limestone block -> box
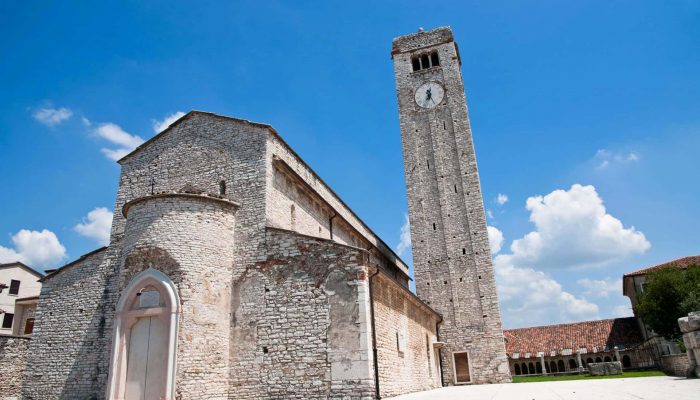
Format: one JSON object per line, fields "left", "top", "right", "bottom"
{"left": 688, "top": 311, "right": 700, "bottom": 331}
{"left": 588, "top": 362, "right": 623, "bottom": 376}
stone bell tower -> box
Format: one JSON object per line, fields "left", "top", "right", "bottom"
{"left": 391, "top": 27, "right": 511, "bottom": 385}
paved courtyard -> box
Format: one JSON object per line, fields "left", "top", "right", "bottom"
{"left": 388, "top": 376, "right": 699, "bottom": 400}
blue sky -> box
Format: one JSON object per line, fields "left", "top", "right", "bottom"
{"left": 1, "top": 1, "right": 698, "bottom": 328}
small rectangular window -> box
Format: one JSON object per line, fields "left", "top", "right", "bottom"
{"left": 431, "top": 52, "right": 440, "bottom": 67}
{"left": 24, "top": 318, "right": 35, "bottom": 335}
{"left": 2, "top": 313, "right": 14, "bottom": 329}
{"left": 9, "top": 279, "right": 20, "bottom": 295}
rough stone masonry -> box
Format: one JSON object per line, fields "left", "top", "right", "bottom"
{"left": 1, "top": 26, "right": 510, "bottom": 400}
{"left": 392, "top": 26, "right": 512, "bottom": 385}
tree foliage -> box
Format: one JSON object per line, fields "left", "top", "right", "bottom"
{"left": 635, "top": 264, "right": 700, "bottom": 339}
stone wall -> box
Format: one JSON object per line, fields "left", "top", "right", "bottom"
{"left": 679, "top": 311, "right": 700, "bottom": 377}
{"left": 372, "top": 273, "right": 441, "bottom": 398}
{"left": 23, "top": 112, "right": 270, "bottom": 399}
{"left": 0, "top": 336, "right": 30, "bottom": 400}
{"left": 114, "top": 112, "right": 269, "bottom": 399}
{"left": 229, "top": 227, "right": 374, "bottom": 399}
{"left": 392, "top": 26, "right": 511, "bottom": 385}
{"left": 22, "top": 247, "right": 115, "bottom": 399}
{"left": 659, "top": 354, "right": 690, "bottom": 377}
{"left": 266, "top": 132, "right": 411, "bottom": 287}
{"left": 120, "top": 193, "right": 238, "bottom": 399}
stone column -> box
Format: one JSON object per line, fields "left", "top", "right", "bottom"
{"left": 539, "top": 353, "right": 547, "bottom": 375}
{"left": 576, "top": 351, "right": 583, "bottom": 372}
{"left": 679, "top": 311, "right": 700, "bottom": 378}
{"left": 614, "top": 347, "right": 621, "bottom": 364}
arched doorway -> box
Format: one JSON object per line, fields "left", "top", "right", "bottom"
{"left": 549, "top": 361, "right": 557, "bottom": 373}
{"left": 595, "top": 357, "right": 603, "bottom": 363}
{"left": 521, "top": 363, "right": 528, "bottom": 374}
{"left": 622, "top": 355, "right": 631, "bottom": 368}
{"left": 106, "top": 269, "right": 180, "bottom": 400}
{"left": 604, "top": 356, "right": 611, "bottom": 362}
{"left": 514, "top": 363, "right": 521, "bottom": 375}
{"left": 557, "top": 360, "right": 565, "bottom": 372}
{"left": 568, "top": 359, "right": 577, "bottom": 370}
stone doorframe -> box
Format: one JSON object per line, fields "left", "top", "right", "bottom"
{"left": 452, "top": 350, "right": 474, "bottom": 385}
{"left": 105, "top": 268, "right": 180, "bottom": 400}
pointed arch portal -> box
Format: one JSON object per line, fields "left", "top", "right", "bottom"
{"left": 106, "top": 269, "right": 180, "bottom": 400}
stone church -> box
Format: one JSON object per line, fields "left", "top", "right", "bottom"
{"left": 15, "top": 26, "right": 510, "bottom": 399}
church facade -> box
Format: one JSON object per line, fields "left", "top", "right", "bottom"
{"left": 13, "top": 26, "right": 509, "bottom": 399}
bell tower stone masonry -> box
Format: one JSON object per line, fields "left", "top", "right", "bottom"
{"left": 392, "top": 26, "right": 511, "bottom": 385}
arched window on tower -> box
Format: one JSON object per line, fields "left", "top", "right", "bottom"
{"left": 431, "top": 51, "right": 440, "bottom": 67}
{"left": 411, "top": 51, "right": 441, "bottom": 72}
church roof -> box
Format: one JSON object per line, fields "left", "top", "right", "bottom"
{"left": 113, "top": 110, "right": 411, "bottom": 279}
{"left": 623, "top": 255, "right": 700, "bottom": 277}
{"left": 503, "top": 317, "right": 643, "bottom": 357}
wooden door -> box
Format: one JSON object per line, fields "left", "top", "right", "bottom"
{"left": 124, "top": 317, "right": 168, "bottom": 400}
{"left": 454, "top": 352, "right": 471, "bottom": 383}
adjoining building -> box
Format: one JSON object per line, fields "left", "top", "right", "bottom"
{"left": 623, "top": 255, "right": 700, "bottom": 354}
{"left": 0, "top": 262, "right": 43, "bottom": 336}
{"left": 504, "top": 255, "right": 699, "bottom": 376}
{"left": 504, "top": 318, "right": 644, "bottom": 376}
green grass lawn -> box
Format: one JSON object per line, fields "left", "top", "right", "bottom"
{"left": 512, "top": 370, "right": 667, "bottom": 383}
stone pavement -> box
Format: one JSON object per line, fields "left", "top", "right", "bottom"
{"left": 387, "top": 376, "right": 699, "bottom": 400}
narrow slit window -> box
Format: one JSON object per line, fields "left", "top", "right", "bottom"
{"left": 427, "top": 160, "right": 430, "bottom": 169}
{"left": 219, "top": 180, "right": 226, "bottom": 195}
{"left": 433, "top": 223, "right": 436, "bottom": 230}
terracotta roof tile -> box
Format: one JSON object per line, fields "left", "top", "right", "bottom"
{"left": 624, "top": 255, "right": 700, "bottom": 277}
{"left": 503, "top": 318, "right": 643, "bottom": 357}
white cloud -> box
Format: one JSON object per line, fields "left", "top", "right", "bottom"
{"left": 74, "top": 207, "right": 113, "bottom": 245}
{"left": 32, "top": 106, "right": 73, "bottom": 127}
{"left": 494, "top": 184, "right": 650, "bottom": 327}
{"left": 612, "top": 304, "right": 634, "bottom": 318}
{"left": 508, "top": 184, "right": 649, "bottom": 270}
{"left": 152, "top": 111, "right": 185, "bottom": 133}
{"left": 496, "top": 193, "right": 509, "bottom": 205}
{"left": 487, "top": 226, "right": 503, "bottom": 255}
{"left": 578, "top": 277, "right": 621, "bottom": 298}
{"left": 397, "top": 214, "right": 411, "bottom": 257}
{"left": 495, "top": 256, "right": 599, "bottom": 327}
{"left": 487, "top": 209, "right": 494, "bottom": 220}
{"left": 0, "top": 229, "right": 67, "bottom": 269}
{"left": 93, "top": 122, "right": 145, "bottom": 161}
{"left": 594, "top": 149, "right": 640, "bottom": 170}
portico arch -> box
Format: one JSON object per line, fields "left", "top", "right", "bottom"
{"left": 106, "top": 268, "right": 180, "bottom": 400}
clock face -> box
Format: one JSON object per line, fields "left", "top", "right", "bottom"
{"left": 415, "top": 81, "right": 444, "bottom": 109}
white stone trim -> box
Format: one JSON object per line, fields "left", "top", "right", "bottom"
{"left": 106, "top": 268, "right": 180, "bottom": 400}
{"left": 451, "top": 350, "right": 474, "bottom": 384}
